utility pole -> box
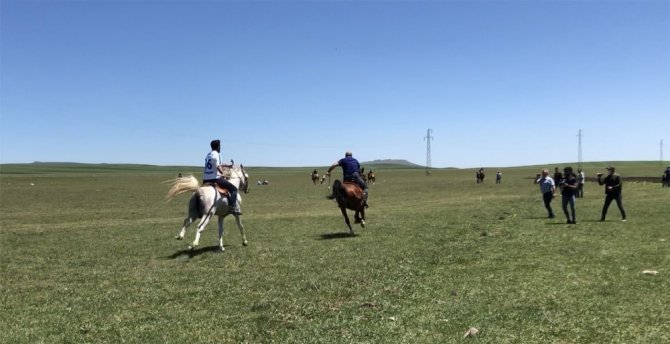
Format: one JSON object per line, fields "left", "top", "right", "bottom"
{"left": 577, "top": 129, "right": 583, "bottom": 169}
{"left": 424, "top": 129, "right": 433, "bottom": 176}
{"left": 661, "top": 139, "right": 664, "bottom": 166}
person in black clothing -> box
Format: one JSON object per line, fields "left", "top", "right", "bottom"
{"left": 560, "top": 166, "right": 578, "bottom": 224}
{"left": 597, "top": 166, "right": 626, "bottom": 222}
{"left": 553, "top": 167, "right": 563, "bottom": 189}
{"left": 663, "top": 166, "right": 670, "bottom": 188}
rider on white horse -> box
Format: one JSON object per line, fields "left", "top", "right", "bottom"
{"left": 203, "top": 139, "right": 240, "bottom": 214}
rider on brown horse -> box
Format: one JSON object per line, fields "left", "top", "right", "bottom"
{"left": 327, "top": 151, "right": 369, "bottom": 208}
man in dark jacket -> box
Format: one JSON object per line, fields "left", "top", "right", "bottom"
{"left": 597, "top": 166, "right": 626, "bottom": 222}
{"left": 560, "top": 166, "right": 578, "bottom": 224}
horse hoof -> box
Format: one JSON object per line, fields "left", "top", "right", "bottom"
{"left": 175, "top": 236, "right": 183, "bottom": 240}
{"left": 189, "top": 244, "right": 198, "bottom": 250}
{"left": 361, "top": 221, "right": 366, "bottom": 228}
{"left": 243, "top": 241, "right": 249, "bottom": 246}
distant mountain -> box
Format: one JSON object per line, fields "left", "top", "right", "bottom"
{"left": 360, "top": 159, "right": 423, "bottom": 167}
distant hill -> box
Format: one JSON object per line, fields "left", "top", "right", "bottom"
{"left": 360, "top": 159, "right": 423, "bottom": 168}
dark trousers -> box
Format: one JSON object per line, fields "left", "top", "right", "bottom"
{"left": 576, "top": 183, "right": 584, "bottom": 197}
{"left": 205, "top": 178, "right": 238, "bottom": 207}
{"left": 601, "top": 193, "right": 625, "bottom": 220}
{"left": 562, "top": 195, "right": 576, "bottom": 222}
{"left": 542, "top": 192, "right": 554, "bottom": 217}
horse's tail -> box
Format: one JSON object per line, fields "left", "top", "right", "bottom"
{"left": 165, "top": 175, "right": 200, "bottom": 201}
{"left": 327, "top": 179, "right": 346, "bottom": 202}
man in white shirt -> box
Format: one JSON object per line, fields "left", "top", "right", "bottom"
{"left": 203, "top": 139, "right": 238, "bottom": 214}
{"left": 576, "top": 168, "right": 585, "bottom": 198}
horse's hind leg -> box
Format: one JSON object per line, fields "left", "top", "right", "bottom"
{"left": 178, "top": 195, "right": 200, "bottom": 240}
{"left": 176, "top": 217, "right": 194, "bottom": 240}
{"left": 190, "top": 213, "right": 212, "bottom": 249}
{"left": 232, "top": 214, "right": 248, "bottom": 246}
{"left": 340, "top": 207, "right": 353, "bottom": 234}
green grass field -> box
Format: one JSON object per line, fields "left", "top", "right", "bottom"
{"left": 1, "top": 162, "right": 668, "bottom": 343}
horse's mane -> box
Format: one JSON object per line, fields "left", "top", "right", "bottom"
{"left": 217, "top": 165, "right": 233, "bottom": 179}
{"left": 218, "top": 165, "right": 247, "bottom": 180}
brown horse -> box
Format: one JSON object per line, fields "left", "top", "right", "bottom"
{"left": 328, "top": 179, "right": 366, "bottom": 234}
{"left": 367, "top": 171, "right": 376, "bottom": 184}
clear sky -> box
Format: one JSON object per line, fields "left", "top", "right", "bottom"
{"left": 1, "top": 1, "right": 668, "bottom": 168}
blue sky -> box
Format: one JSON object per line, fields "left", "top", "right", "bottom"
{"left": 1, "top": 1, "right": 668, "bottom": 168}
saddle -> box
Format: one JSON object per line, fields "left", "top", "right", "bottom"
{"left": 342, "top": 181, "right": 363, "bottom": 199}
{"left": 202, "top": 181, "right": 230, "bottom": 198}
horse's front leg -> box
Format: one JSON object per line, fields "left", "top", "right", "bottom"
{"left": 217, "top": 216, "right": 225, "bottom": 252}
{"left": 232, "top": 214, "right": 248, "bottom": 246}
{"left": 354, "top": 210, "right": 365, "bottom": 228}
{"left": 176, "top": 217, "right": 193, "bottom": 240}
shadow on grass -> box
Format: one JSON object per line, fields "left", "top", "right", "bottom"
{"left": 319, "top": 232, "right": 358, "bottom": 240}
{"left": 166, "top": 245, "right": 224, "bottom": 260}
{"left": 546, "top": 222, "right": 571, "bottom": 226}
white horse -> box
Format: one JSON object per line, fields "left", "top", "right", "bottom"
{"left": 166, "top": 165, "right": 249, "bottom": 251}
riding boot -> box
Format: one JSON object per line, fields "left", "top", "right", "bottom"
{"left": 228, "top": 199, "right": 241, "bottom": 215}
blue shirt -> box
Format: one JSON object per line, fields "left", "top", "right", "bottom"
{"left": 338, "top": 156, "right": 360, "bottom": 178}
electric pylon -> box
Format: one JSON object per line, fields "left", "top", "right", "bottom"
{"left": 424, "top": 129, "right": 433, "bottom": 176}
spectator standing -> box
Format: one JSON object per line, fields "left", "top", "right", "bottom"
{"left": 553, "top": 167, "right": 563, "bottom": 188}
{"left": 496, "top": 170, "right": 502, "bottom": 184}
{"left": 560, "top": 166, "right": 578, "bottom": 224}
{"left": 597, "top": 166, "right": 626, "bottom": 222}
{"left": 576, "top": 168, "right": 585, "bottom": 198}
{"left": 535, "top": 169, "right": 556, "bottom": 219}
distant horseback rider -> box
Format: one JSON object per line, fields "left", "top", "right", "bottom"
{"left": 202, "top": 139, "right": 239, "bottom": 214}
{"left": 327, "top": 151, "right": 369, "bottom": 208}
{"left": 311, "top": 169, "right": 319, "bottom": 184}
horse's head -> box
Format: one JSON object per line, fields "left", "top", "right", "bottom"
{"left": 237, "top": 165, "right": 250, "bottom": 194}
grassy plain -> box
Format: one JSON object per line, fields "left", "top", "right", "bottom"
{"left": 1, "top": 162, "right": 668, "bottom": 343}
